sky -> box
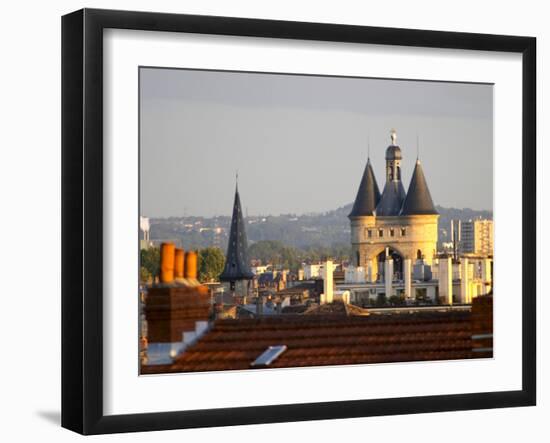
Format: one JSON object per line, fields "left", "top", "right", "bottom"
{"left": 140, "top": 68, "right": 493, "bottom": 218}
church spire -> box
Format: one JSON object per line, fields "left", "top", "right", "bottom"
{"left": 219, "top": 182, "right": 254, "bottom": 285}
{"left": 349, "top": 155, "right": 381, "bottom": 218}
{"left": 400, "top": 160, "right": 438, "bottom": 215}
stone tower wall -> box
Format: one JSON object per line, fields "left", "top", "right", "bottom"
{"left": 351, "top": 214, "right": 439, "bottom": 278}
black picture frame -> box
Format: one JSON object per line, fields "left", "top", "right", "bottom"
{"left": 62, "top": 8, "right": 536, "bottom": 435}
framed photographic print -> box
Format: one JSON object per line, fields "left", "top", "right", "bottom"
{"left": 61, "top": 8, "right": 536, "bottom": 435}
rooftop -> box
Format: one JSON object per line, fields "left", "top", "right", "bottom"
{"left": 400, "top": 160, "right": 438, "bottom": 216}
{"left": 385, "top": 144, "right": 403, "bottom": 160}
{"left": 349, "top": 158, "right": 381, "bottom": 217}
{"left": 376, "top": 180, "right": 407, "bottom": 216}
{"left": 219, "top": 186, "right": 254, "bottom": 282}
{"left": 142, "top": 310, "right": 486, "bottom": 374}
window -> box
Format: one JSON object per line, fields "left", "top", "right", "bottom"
{"left": 390, "top": 228, "right": 395, "bottom": 237}
{"left": 367, "top": 229, "right": 372, "bottom": 238}
{"left": 401, "top": 227, "right": 406, "bottom": 236}
{"left": 379, "top": 229, "right": 384, "bottom": 237}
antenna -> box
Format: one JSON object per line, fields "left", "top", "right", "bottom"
{"left": 235, "top": 170, "right": 239, "bottom": 190}
{"left": 367, "top": 135, "right": 371, "bottom": 159}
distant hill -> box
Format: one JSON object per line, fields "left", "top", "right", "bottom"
{"left": 148, "top": 204, "right": 492, "bottom": 252}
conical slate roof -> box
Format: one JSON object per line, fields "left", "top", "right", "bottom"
{"left": 400, "top": 160, "right": 438, "bottom": 215}
{"left": 375, "top": 180, "right": 406, "bottom": 216}
{"left": 219, "top": 187, "right": 254, "bottom": 282}
{"left": 349, "top": 159, "right": 381, "bottom": 217}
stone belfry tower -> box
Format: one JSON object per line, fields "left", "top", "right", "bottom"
{"left": 376, "top": 129, "right": 407, "bottom": 216}
{"left": 349, "top": 129, "right": 439, "bottom": 283}
{"left": 387, "top": 129, "right": 402, "bottom": 181}
{"left": 219, "top": 177, "right": 254, "bottom": 292}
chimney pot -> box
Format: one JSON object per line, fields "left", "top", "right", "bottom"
{"left": 185, "top": 251, "right": 198, "bottom": 279}
{"left": 160, "top": 242, "right": 176, "bottom": 283}
{"left": 174, "top": 248, "right": 185, "bottom": 280}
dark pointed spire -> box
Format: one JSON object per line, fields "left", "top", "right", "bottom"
{"left": 219, "top": 186, "right": 254, "bottom": 283}
{"left": 400, "top": 160, "right": 438, "bottom": 215}
{"left": 349, "top": 158, "right": 381, "bottom": 217}
{"left": 375, "top": 181, "right": 406, "bottom": 216}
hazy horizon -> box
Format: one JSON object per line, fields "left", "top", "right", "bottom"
{"left": 146, "top": 201, "right": 493, "bottom": 220}
{"left": 140, "top": 68, "right": 493, "bottom": 218}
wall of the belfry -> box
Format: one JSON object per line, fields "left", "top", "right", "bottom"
{"left": 351, "top": 214, "right": 439, "bottom": 277}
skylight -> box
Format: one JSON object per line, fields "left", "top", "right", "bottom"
{"left": 251, "top": 345, "right": 287, "bottom": 367}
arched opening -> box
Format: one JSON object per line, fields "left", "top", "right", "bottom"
{"left": 377, "top": 247, "right": 404, "bottom": 281}
{"left": 356, "top": 251, "right": 361, "bottom": 267}
{"left": 417, "top": 249, "right": 423, "bottom": 260}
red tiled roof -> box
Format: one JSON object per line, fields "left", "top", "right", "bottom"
{"left": 303, "top": 301, "right": 370, "bottom": 316}
{"left": 142, "top": 309, "right": 490, "bottom": 374}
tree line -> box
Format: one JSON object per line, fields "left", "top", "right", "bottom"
{"left": 140, "top": 240, "right": 351, "bottom": 283}
{"left": 247, "top": 240, "right": 351, "bottom": 271}
{"left": 140, "top": 247, "right": 225, "bottom": 284}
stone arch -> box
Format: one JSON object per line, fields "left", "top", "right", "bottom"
{"left": 360, "top": 244, "right": 406, "bottom": 282}
{"left": 366, "top": 244, "right": 407, "bottom": 262}
{"left": 376, "top": 247, "right": 404, "bottom": 281}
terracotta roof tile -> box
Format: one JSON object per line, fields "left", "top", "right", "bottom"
{"left": 142, "top": 310, "right": 492, "bottom": 374}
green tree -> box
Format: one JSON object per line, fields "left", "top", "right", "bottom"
{"left": 376, "top": 293, "right": 388, "bottom": 306}
{"left": 140, "top": 247, "right": 160, "bottom": 280}
{"left": 389, "top": 294, "right": 405, "bottom": 306}
{"left": 140, "top": 266, "right": 152, "bottom": 283}
{"left": 247, "top": 240, "right": 305, "bottom": 271}
{"left": 198, "top": 247, "right": 225, "bottom": 283}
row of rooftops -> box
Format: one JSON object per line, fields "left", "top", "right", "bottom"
{"left": 349, "top": 136, "right": 438, "bottom": 218}
{"left": 141, "top": 302, "right": 493, "bottom": 374}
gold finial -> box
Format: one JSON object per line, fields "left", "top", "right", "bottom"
{"left": 390, "top": 129, "right": 397, "bottom": 145}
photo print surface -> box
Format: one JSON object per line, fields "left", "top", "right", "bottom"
{"left": 138, "top": 67, "right": 494, "bottom": 374}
